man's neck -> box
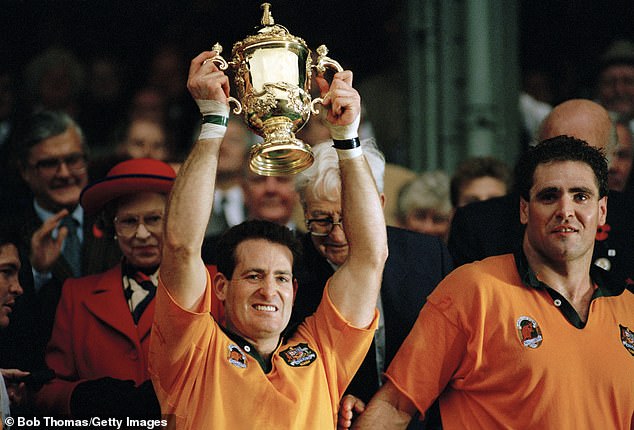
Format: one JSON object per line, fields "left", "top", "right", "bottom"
{"left": 225, "top": 322, "right": 280, "bottom": 363}
{"left": 523, "top": 242, "right": 595, "bottom": 321}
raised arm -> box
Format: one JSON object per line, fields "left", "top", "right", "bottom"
{"left": 318, "top": 71, "right": 388, "bottom": 328}
{"left": 160, "top": 51, "right": 230, "bottom": 310}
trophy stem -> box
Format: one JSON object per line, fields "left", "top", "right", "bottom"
{"left": 249, "top": 117, "right": 314, "bottom": 176}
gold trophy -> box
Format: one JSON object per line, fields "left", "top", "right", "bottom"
{"left": 210, "top": 2, "right": 343, "bottom": 176}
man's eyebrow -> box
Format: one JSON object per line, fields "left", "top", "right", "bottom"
{"left": 0, "top": 263, "right": 20, "bottom": 271}
{"left": 534, "top": 186, "right": 559, "bottom": 196}
{"left": 273, "top": 270, "right": 292, "bottom": 276}
{"left": 568, "top": 186, "right": 595, "bottom": 195}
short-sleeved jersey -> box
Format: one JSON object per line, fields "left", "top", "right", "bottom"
{"left": 386, "top": 253, "right": 634, "bottom": 429}
{"left": 149, "top": 270, "right": 378, "bottom": 430}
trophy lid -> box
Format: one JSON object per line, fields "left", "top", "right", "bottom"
{"left": 231, "top": 3, "right": 309, "bottom": 56}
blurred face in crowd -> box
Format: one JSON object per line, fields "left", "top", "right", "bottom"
{"left": 521, "top": 161, "right": 607, "bottom": 265}
{"left": 218, "top": 120, "right": 250, "bottom": 181}
{"left": 608, "top": 123, "right": 633, "bottom": 192}
{"left": 114, "top": 192, "right": 166, "bottom": 269}
{"left": 597, "top": 65, "right": 634, "bottom": 117}
{"left": 121, "top": 119, "right": 168, "bottom": 161}
{"left": 457, "top": 176, "right": 507, "bottom": 207}
{"left": 0, "top": 243, "right": 23, "bottom": 329}
{"left": 402, "top": 208, "right": 451, "bottom": 241}
{"left": 242, "top": 173, "right": 298, "bottom": 226}
{"left": 303, "top": 190, "right": 349, "bottom": 267}
{"left": 214, "top": 239, "right": 297, "bottom": 347}
{"left": 21, "top": 126, "right": 88, "bottom": 213}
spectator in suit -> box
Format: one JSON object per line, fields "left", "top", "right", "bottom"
{"left": 448, "top": 99, "right": 634, "bottom": 290}
{"left": 0, "top": 110, "right": 120, "bottom": 372}
{"left": 292, "top": 139, "right": 453, "bottom": 428}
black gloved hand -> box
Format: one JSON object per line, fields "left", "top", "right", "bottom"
{"left": 70, "top": 377, "right": 136, "bottom": 418}
{"left": 70, "top": 377, "right": 161, "bottom": 419}
{"left": 131, "top": 379, "right": 161, "bottom": 419}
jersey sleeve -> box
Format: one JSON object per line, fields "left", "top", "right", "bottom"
{"left": 297, "top": 279, "right": 379, "bottom": 398}
{"left": 384, "top": 277, "right": 469, "bottom": 418}
{"left": 149, "top": 269, "right": 216, "bottom": 399}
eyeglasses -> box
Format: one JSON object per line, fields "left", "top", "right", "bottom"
{"left": 305, "top": 217, "right": 343, "bottom": 237}
{"left": 114, "top": 213, "right": 164, "bottom": 237}
{"left": 29, "top": 153, "right": 86, "bottom": 176}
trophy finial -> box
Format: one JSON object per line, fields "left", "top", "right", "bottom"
{"left": 261, "top": 3, "right": 274, "bottom": 26}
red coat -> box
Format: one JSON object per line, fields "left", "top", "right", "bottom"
{"left": 34, "top": 264, "right": 153, "bottom": 415}
{"left": 34, "top": 263, "right": 223, "bottom": 415}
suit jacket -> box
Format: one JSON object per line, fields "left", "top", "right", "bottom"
{"left": 34, "top": 264, "right": 153, "bottom": 415}
{"left": 290, "top": 226, "right": 454, "bottom": 405}
{"left": 0, "top": 197, "right": 121, "bottom": 370}
{"left": 449, "top": 191, "right": 634, "bottom": 287}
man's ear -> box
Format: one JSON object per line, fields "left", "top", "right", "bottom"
{"left": 292, "top": 278, "right": 298, "bottom": 304}
{"left": 213, "top": 272, "right": 229, "bottom": 302}
{"left": 520, "top": 197, "right": 529, "bottom": 225}
{"left": 598, "top": 195, "right": 608, "bottom": 226}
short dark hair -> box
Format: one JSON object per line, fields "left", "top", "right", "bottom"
{"left": 13, "top": 110, "right": 85, "bottom": 165}
{"left": 215, "top": 220, "right": 302, "bottom": 279}
{"left": 515, "top": 135, "right": 608, "bottom": 201}
{"left": 450, "top": 156, "right": 511, "bottom": 207}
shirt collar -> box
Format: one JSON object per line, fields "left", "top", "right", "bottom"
{"left": 33, "top": 200, "right": 83, "bottom": 228}
{"left": 514, "top": 249, "right": 624, "bottom": 297}
{"left": 218, "top": 324, "right": 282, "bottom": 373}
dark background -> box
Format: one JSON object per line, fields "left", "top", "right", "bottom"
{"left": 3, "top": 0, "right": 634, "bottom": 99}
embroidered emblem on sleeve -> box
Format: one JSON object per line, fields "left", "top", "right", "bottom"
{"left": 279, "top": 343, "right": 317, "bottom": 367}
{"left": 228, "top": 344, "right": 247, "bottom": 368}
{"left": 516, "top": 316, "right": 543, "bottom": 349}
{"left": 619, "top": 325, "right": 634, "bottom": 356}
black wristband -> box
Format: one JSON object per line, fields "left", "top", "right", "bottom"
{"left": 202, "top": 115, "right": 229, "bottom": 126}
{"left": 332, "top": 137, "right": 360, "bottom": 150}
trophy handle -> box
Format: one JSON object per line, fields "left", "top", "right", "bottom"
{"left": 311, "top": 45, "right": 344, "bottom": 114}
{"left": 206, "top": 43, "right": 243, "bottom": 115}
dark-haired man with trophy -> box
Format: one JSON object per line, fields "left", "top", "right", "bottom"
{"left": 148, "top": 46, "right": 387, "bottom": 429}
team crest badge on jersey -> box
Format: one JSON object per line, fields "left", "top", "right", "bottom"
{"left": 228, "top": 344, "right": 247, "bottom": 368}
{"left": 620, "top": 325, "right": 634, "bottom": 356}
{"left": 279, "top": 343, "right": 317, "bottom": 367}
{"left": 516, "top": 316, "right": 543, "bottom": 349}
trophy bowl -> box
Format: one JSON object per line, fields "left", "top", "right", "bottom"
{"left": 211, "top": 3, "right": 342, "bottom": 176}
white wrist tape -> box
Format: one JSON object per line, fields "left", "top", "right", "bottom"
{"left": 195, "top": 99, "right": 229, "bottom": 117}
{"left": 199, "top": 122, "right": 227, "bottom": 140}
{"left": 326, "top": 114, "right": 361, "bottom": 140}
{"left": 336, "top": 147, "right": 363, "bottom": 160}
{"left": 196, "top": 99, "right": 230, "bottom": 140}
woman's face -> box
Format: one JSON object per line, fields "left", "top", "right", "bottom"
{"left": 113, "top": 192, "right": 166, "bottom": 269}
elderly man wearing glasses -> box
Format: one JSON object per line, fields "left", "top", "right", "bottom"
{"left": 291, "top": 139, "right": 454, "bottom": 429}
{"left": 0, "top": 111, "right": 121, "bottom": 374}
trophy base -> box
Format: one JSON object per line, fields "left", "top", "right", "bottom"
{"left": 249, "top": 139, "right": 314, "bottom": 176}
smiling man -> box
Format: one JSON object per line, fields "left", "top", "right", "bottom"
{"left": 1, "top": 111, "right": 119, "bottom": 373}
{"left": 149, "top": 51, "right": 387, "bottom": 429}
{"left": 352, "top": 136, "right": 634, "bottom": 429}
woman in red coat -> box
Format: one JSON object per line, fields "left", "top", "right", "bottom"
{"left": 34, "top": 158, "right": 174, "bottom": 418}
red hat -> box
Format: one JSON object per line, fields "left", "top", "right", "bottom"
{"left": 80, "top": 158, "right": 176, "bottom": 216}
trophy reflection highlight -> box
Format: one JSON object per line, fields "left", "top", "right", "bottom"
{"left": 211, "top": 2, "right": 343, "bottom": 176}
